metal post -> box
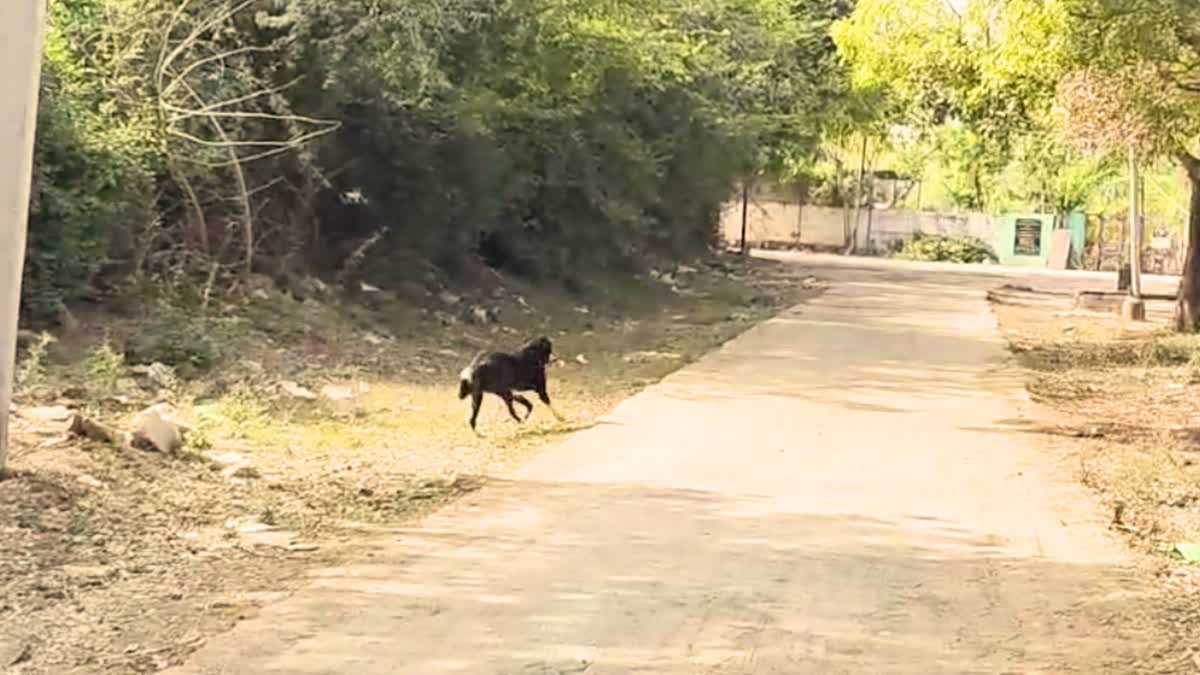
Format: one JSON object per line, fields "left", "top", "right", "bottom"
{"left": 0, "top": 0, "right": 48, "bottom": 475}
{"left": 1123, "top": 145, "right": 1146, "bottom": 321}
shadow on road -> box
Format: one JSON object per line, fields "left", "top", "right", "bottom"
{"left": 167, "top": 478, "right": 1162, "bottom": 675}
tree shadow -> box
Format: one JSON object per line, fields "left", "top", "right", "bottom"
{"left": 165, "top": 479, "right": 1164, "bottom": 675}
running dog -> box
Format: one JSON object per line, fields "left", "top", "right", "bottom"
{"left": 458, "top": 336, "right": 564, "bottom": 431}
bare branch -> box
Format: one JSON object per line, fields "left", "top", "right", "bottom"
{"left": 167, "top": 128, "right": 314, "bottom": 148}
{"left": 172, "top": 126, "right": 342, "bottom": 168}
{"left": 166, "top": 107, "right": 337, "bottom": 129}
{"left": 155, "top": 0, "right": 193, "bottom": 92}
{"left": 157, "top": 0, "right": 258, "bottom": 88}
{"left": 163, "top": 76, "right": 305, "bottom": 116}
{"left": 161, "top": 44, "right": 279, "bottom": 97}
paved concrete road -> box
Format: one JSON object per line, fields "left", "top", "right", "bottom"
{"left": 167, "top": 256, "right": 1163, "bottom": 675}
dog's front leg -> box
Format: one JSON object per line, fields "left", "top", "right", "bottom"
{"left": 537, "top": 388, "right": 565, "bottom": 421}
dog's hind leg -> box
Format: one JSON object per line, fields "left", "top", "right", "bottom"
{"left": 500, "top": 393, "right": 524, "bottom": 423}
{"left": 469, "top": 389, "right": 484, "bottom": 433}
{"left": 513, "top": 394, "right": 534, "bottom": 421}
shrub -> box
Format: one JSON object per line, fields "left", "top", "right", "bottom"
{"left": 898, "top": 233, "right": 998, "bottom": 264}
{"left": 123, "top": 306, "right": 221, "bottom": 374}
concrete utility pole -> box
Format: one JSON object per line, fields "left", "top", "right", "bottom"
{"left": 1122, "top": 145, "right": 1146, "bottom": 321}
{"left": 0, "top": 0, "right": 49, "bottom": 475}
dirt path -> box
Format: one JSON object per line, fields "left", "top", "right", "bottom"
{"left": 165, "top": 258, "right": 1165, "bottom": 674}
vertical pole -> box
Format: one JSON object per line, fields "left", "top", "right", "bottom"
{"left": 849, "top": 135, "right": 868, "bottom": 253}
{"left": 1124, "top": 145, "right": 1146, "bottom": 321}
{"left": 1130, "top": 147, "right": 1143, "bottom": 298}
{"left": 0, "top": 0, "right": 48, "bottom": 475}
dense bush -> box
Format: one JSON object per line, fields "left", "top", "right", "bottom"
{"left": 23, "top": 0, "right": 855, "bottom": 317}
{"left": 25, "top": 0, "right": 162, "bottom": 317}
{"left": 897, "top": 233, "right": 998, "bottom": 264}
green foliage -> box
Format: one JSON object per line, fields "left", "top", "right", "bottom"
{"left": 25, "top": 0, "right": 163, "bottom": 318}
{"left": 123, "top": 306, "right": 222, "bottom": 373}
{"left": 897, "top": 233, "right": 997, "bottom": 264}
{"left": 25, "top": 0, "right": 858, "bottom": 315}
{"left": 14, "top": 332, "right": 56, "bottom": 393}
{"left": 831, "top": 0, "right": 1110, "bottom": 214}
{"left": 83, "top": 340, "right": 128, "bottom": 396}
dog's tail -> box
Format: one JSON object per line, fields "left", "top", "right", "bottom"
{"left": 458, "top": 365, "right": 474, "bottom": 400}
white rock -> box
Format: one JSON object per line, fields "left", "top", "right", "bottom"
{"left": 22, "top": 405, "right": 73, "bottom": 423}
{"left": 279, "top": 380, "right": 317, "bottom": 400}
{"left": 623, "top": 350, "right": 682, "bottom": 363}
{"left": 131, "top": 362, "right": 178, "bottom": 390}
{"left": 130, "top": 407, "right": 184, "bottom": 454}
{"left": 206, "top": 451, "right": 247, "bottom": 467}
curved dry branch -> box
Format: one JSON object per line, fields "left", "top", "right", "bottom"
{"left": 161, "top": 44, "right": 279, "bottom": 97}
{"left": 163, "top": 76, "right": 306, "bottom": 116}
{"left": 157, "top": 0, "right": 258, "bottom": 90}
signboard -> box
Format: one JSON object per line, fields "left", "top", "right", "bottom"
{"left": 1048, "top": 228, "right": 1072, "bottom": 270}
{"left": 1151, "top": 234, "right": 1172, "bottom": 251}
{"left": 1014, "top": 218, "right": 1042, "bottom": 256}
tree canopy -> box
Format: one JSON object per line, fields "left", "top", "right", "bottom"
{"left": 25, "top": 0, "right": 857, "bottom": 317}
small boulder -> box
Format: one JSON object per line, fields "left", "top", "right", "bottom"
{"left": 22, "top": 405, "right": 74, "bottom": 424}
{"left": 288, "top": 276, "right": 329, "bottom": 302}
{"left": 130, "top": 362, "right": 178, "bottom": 391}
{"left": 469, "top": 306, "right": 500, "bottom": 325}
{"left": 68, "top": 414, "right": 125, "bottom": 446}
{"left": 206, "top": 451, "right": 247, "bottom": 468}
{"left": 244, "top": 274, "right": 277, "bottom": 301}
{"left": 279, "top": 381, "right": 317, "bottom": 401}
{"left": 320, "top": 383, "right": 368, "bottom": 417}
{"left": 362, "top": 333, "right": 388, "bottom": 346}
{"left": 130, "top": 406, "right": 185, "bottom": 454}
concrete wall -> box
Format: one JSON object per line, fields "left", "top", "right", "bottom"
{"left": 721, "top": 196, "right": 999, "bottom": 253}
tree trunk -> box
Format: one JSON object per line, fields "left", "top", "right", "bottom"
{"left": 1175, "top": 152, "right": 1200, "bottom": 332}
{"left": 848, "top": 136, "right": 868, "bottom": 253}
{"left": 739, "top": 180, "right": 750, "bottom": 255}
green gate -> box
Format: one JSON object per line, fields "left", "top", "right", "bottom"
{"left": 995, "top": 212, "right": 1087, "bottom": 268}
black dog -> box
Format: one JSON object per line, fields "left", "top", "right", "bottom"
{"left": 458, "top": 336, "right": 564, "bottom": 431}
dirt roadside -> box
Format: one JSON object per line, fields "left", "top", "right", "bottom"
{"left": 0, "top": 254, "right": 823, "bottom": 674}
{"left": 990, "top": 284, "right": 1200, "bottom": 672}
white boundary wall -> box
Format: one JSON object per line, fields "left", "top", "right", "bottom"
{"left": 720, "top": 197, "right": 999, "bottom": 252}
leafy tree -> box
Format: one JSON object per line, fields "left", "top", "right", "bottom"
{"left": 830, "top": 0, "right": 1108, "bottom": 214}
{"left": 1054, "top": 0, "right": 1200, "bottom": 330}
{"left": 25, "top": 0, "right": 860, "bottom": 316}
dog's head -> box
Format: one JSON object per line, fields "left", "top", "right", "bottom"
{"left": 522, "top": 336, "right": 553, "bottom": 366}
